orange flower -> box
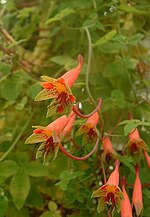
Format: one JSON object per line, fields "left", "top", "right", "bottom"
{"left": 75, "top": 111, "right": 99, "bottom": 144}
{"left": 144, "top": 150, "right": 150, "bottom": 168}
{"left": 132, "top": 165, "right": 143, "bottom": 216}
{"left": 92, "top": 160, "right": 123, "bottom": 214}
{"left": 101, "top": 137, "right": 117, "bottom": 162}
{"left": 25, "top": 113, "right": 75, "bottom": 163}
{"left": 35, "top": 55, "right": 83, "bottom": 117}
{"left": 121, "top": 178, "right": 132, "bottom": 217}
{"left": 126, "top": 128, "right": 147, "bottom": 161}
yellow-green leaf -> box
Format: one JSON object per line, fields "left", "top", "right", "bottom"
{"left": 93, "top": 30, "right": 117, "bottom": 47}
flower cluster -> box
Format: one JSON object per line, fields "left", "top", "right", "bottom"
{"left": 26, "top": 55, "right": 102, "bottom": 163}
{"left": 26, "top": 54, "right": 149, "bottom": 216}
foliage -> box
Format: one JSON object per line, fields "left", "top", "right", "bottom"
{"left": 0, "top": 0, "right": 150, "bottom": 216}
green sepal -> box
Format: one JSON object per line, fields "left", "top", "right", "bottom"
{"left": 97, "top": 197, "right": 106, "bottom": 214}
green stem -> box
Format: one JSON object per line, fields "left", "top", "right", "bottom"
{"left": 92, "top": 0, "right": 97, "bottom": 10}
{"left": 84, "top": 27, "right": 95, "bottom": 105}
{"left": 0, "top": 113, "right": 33, "bottom": 162}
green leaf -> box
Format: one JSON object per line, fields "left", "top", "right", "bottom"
{"left": 103, "top": 60, "right": 123, "bottom": 78}
{"left": 1, "top": 73, "right": 23, "bottom": 101}
{"left": 6, "top": 203, "right": 29, "bottom": 217}
{"left": 10, "top": 170, "right": 30, "bottom": 209}
{"left": 60, "top": 170, "right": 84, "bottom": 180}
{"left": 98, "top": 42, "right": 122, "bottom": 53}
{"left": 55, "top": 179, "right": 69, "bottom": 191}
{"left": 123, "top": 57, "right": 138, "bottom": 70}
{"left": 0, "top": 160, "right": 19, "bottom": 178}
{"left": 50, "top": 55, "right": 74, "bottom": 69}
{"left": 28, "top": 83, "right": 42, "bottom": 99}
{"left": 0, "top": 196, "right": 8, "bottom": 217}
{"left": 119, "top": 5, "right": 148, "bottom": 15}
{"left": 40, "top": 210, "right": 61, "bottom": 217}
{"left": 139, "top": 121, "right": 150, "bottom": 127}
{"left": 119, "top": 119, "right": 140, "bottom": 125}
{"left": 93, "top": 30, "right": 117, "bottom": 47}
{"left": 128, "top": 33, "right": 144, "bottom": 45}
{"left": 39, "top": 211, "right": 52, "bottom": 217}
{"left": 111, "top": 89, "right": 124, "bottom": 100}
{"left": 97, "top": 197, "right": 106, "bottom": 214}
{"left": 26, "top": 184, "right": 44, "bottom": 209}
{"left": 23, "top": 161, "right": 49, "bottom": 177}
{"left": 118, "top": 156, "right": 135, "bottom": 173}
{"left": 56, "top": 170, "right": 85, "bottom": 191}
{"left": 124, "top": 122, "right": 140, "bottom": 136}
{"left": 47, "top": 155, "right": 68, "bottom": 180}
{"left": 143, "top": 207, "right": 150, "bottom": 217}
{"left": 15, "top": 96, "right": 28, "bottom": 110}
{"left": 0, "top": 63, "right": 11, "bottom": 75}
{"left": 46, "top": 8, "right": 75, "bottom": 24}
{"left": 48, "top": 201, "right": 58, "bottom": 212}
{"left": 8, "top": 38, "right": 28, "bottom": 49}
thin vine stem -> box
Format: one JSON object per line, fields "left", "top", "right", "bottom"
{"left": 59, "top": 137, "right": 99, "bottom": 161}
{"left": 100, "top": 157, "right": 107, "bottom": 184}
{"left": 0, "top": 113, "right": 34, "bottom": 162}
{"left": 73, "top": 98, "right": 102, "bottom": 118}
{"left": 84, "top": 27, "right": 95, "bottom": 105}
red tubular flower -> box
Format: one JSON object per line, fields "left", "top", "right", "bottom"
{"left": 101, "top": 137, "right": 117, "bottom": 162}
{"left": 132, "top": 165, "right": 143, "bottom": 216}
{"left": 25, "top": 113, "right": 75, "bottom": 163}
{"left": 92, "top": 160, "right": 123, "bottom": 215}
{"left": 75, "top": 111, "right": 99, "bottom": 144}
{"left": 143, "top": 150, "right": 150, "bottom": 168}
{"left": 34, "top": 55, "right": 83, "bottom": 117}
{"left": 126, "top": 128, "right": 147, "bottom": 161}
{"left": 121, "top": 177, "right": 132, "bottom": 217}
{"left": 60, "top": 112, "right": 76, "bottom": 141}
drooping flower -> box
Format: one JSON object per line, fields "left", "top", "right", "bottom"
{"left": 75, "top": 110, "right": 99, "bottom": 144}
{"left": 60, "top": 112, "right": 76, "bottom": 141}
{"left": 34, "top": 55, "right": 83, "bottom": 117}
{"left": 143, "top": 150, "right": 150, "bottom": 168}
{"left": 132, "top": 164, "right": 143, "bottom": 216}
{"left": 126, "top": 128, "right": 147, "bottom": 162}
{"left": 121, "top": 177, "right": 132, "bottom": 217}
{"left": 25, "top": 113, "right": 75, "bottom": 163}
{"left": 101, "top": 136, "right": 117, "bottom": 162}
{"left": 92, "top": 160, "right": 123, "bottom": 215}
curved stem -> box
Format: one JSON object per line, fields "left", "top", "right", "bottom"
{"left": 0, "top": 114, "right": 34, "bottom": 162}
{"left": 73, "top": 98, "right": 103, "bottom": 118}
{"left": 59, "top": 137, "right": 99, "bottom": 160}
{"left": 84, "top": 27, "right": 95, "bottom": 105}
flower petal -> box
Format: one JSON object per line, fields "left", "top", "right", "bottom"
{"left": 25, "top": 133, "right": 47, "bottom": 144}
{"left": 34, "top": 89, "right": 57, "bottom": 101}
{"left": 36, "top": 141, "right": 60, "bottom": 164}
{"left": 97, "top": 197, "right": 106, "bottom": 214}
{"left": 41, "top": 76, "right": 57, "bottom": 83}
{"left": 46, "top": 98, "right": 74, "bottom": 118}
{"left": 92, "top": 186, "right": 107, "bottom": 198}
{"left": 75, "top": 124, "right": 89, "bottom": 137}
